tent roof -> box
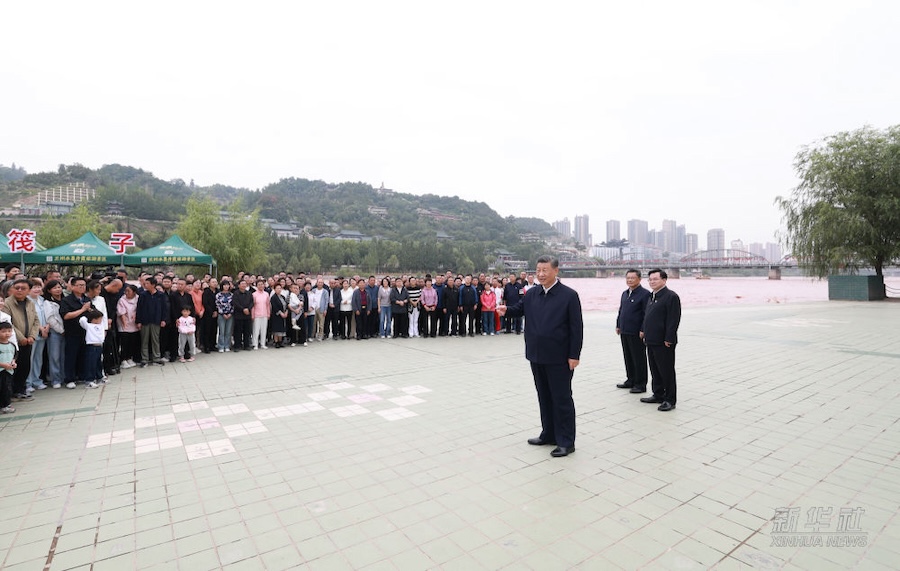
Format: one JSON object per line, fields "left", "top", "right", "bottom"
{"left": 23, "top": 232, "right": 121, "bottom": 265}
{"left": 123, "top": 235, "right": 214, "bottom": 266}
{"left": 0, "top": 238, "right": 46, "bottom": 263}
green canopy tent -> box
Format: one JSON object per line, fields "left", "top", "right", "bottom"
{"left": 123, "top": 235, "right": 216, "bottom": 274}
{"left": 0, "top": 238, "right": 46, "bottom": 267}
{"left": 22, "top": 232, "right": 122, "bottom": 266}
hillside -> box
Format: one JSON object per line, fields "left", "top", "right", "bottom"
{"left": 0, "top": 163, "right": 561, "bottom": 274}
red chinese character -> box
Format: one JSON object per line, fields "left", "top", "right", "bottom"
{"left": 7, "top": 228, "right": 37, "bottom": 253}
{"left": 109, "top": 233, "right": 136, "bottom": 255}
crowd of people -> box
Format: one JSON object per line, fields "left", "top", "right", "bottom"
{"left": 0, "top": 264, "right": 538, "bottom": 414}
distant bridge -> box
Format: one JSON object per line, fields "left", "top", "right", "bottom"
{"left": 602, "top": 249, "right": 792, "bottom": 269}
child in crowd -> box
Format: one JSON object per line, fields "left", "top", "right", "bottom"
{"left": 0, "top": 322, "right": 17, "bottom": 413}
{"left": 79, "top": 309, "right": 106, "bottom": 388}
{"left": 176, "top": 306, "right": 197, "bottom": 362}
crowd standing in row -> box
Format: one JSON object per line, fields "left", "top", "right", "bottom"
{"left": 0, "top": 265, "right": 538, "bottom": 414}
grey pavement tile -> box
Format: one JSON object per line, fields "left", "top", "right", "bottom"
{"left": 1, "top": 302, "right": 898, "bottom": 569}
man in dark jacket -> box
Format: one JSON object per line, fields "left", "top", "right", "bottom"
{"left": 640, "top": 269, "right": 682, "bottom": 412}
{"left": 499, "top": 255, "right": 583, "bottom": 458}
{"left": 503, "top": 273, "right": 522, "bottom": 334}
{"left": 231, "top": 280, "right": 253, "bottom": 351}
{"left": 137, "top": 276, "right": 169, "bottom": 366}
{"left": 615, "top": 269, "right": 651, "bottom": 393}
{"left": 458, "top": 275, "right": 479, "bottom": 337}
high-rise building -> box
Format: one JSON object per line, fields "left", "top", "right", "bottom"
{"left": 574, "top": 214, "right": 591, "bottom": 247}
{"left": 685, "top": 233, "right": 698, "bottom": 254}
{"left": 628, "top": 219, "right": 649, "bottom": 246}
{"left": 731, "top": 239, "right": 745, "bottom": 251}
{"left": 748, "top": 242, "right": 765, "bottom": 257}
{"left": 661, "top": 219, "right": 677, "bottom": 252}
{"left": 765, "top": 242, "right": 783, "bottom": 263}
{"left": 552, "top": 217, "right": 571, "bottom": 238}
{"left": 676, "top": 224, "right": 686, "bottom": 254}
{"left": 707, "top": 228, "right": 726, "bottom": 251}
{"left": 606, "top": 219, "right": 620, "bottom": 243}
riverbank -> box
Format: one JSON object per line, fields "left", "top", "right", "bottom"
{"left": 566, "top": 276, "right": 900, "bottom": 310}
{"left": 1, "top": 300, "right": 897, "bottom": 569}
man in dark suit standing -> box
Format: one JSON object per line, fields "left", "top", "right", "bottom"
{"left": 640, "top": 269, "right": 681, "bottom": 412}
{"left": 615, "top": 269, "right": 650, "bottom": 393}
{"left": 499, "top": 255, "right": 583, "bottom": 457}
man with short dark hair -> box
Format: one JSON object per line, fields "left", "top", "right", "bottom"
{"left": 499, "top": 255, "right": 583, "bottom": 458}
{"left": 615, "top": 270, "right": 650, "bottom": 393}
{"left": 6, "top": 279, "right": 40, "bottom": 400}
{"left": 640, "top": 269, "right": 681, "bottom": 412}
{"left": 59, "top": 277, "right": 94, "bottom": 385}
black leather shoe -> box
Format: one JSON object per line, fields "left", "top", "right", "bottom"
{"left": 640, "top": 396, "right": 663, "bottom": 403}
{"left": 616, "top": 383, "right": 633, "bottom": 389}
{"left": 658, "top": 402, "right": 675, "bottom": 412}
{"left": 629, "top": 387, "right": 647, "bottom": 393}
{"left": 550, "top": 446, "right": 575, "bottom": 457}
{"left": 528, "top": 437, "right": 553, "bottom": 446}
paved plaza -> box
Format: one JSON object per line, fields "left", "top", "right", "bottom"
{"left": 1, "top": 299, "right": 898, "bottom": 570}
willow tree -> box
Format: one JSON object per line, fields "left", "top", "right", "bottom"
{"left": 777, "top": 125, "right": 900, "bottom": 277}
{"left": 177, "top": 197, "right": 268, "bottom": 276}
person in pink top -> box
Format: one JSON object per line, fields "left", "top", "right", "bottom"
{"left": 251, "top": 280, "right": 270, "bottom": 349}
{"left": 480, "top": 287, "right": 497, "bottom": 336}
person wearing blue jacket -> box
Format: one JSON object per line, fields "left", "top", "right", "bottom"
{"left": 136, "top": 276, "right": 169, "bottom": 366}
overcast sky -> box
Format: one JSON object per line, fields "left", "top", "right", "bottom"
{"left": 3, "top": 1, "right": 898, "bottom": 248}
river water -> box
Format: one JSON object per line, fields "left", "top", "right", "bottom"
{"left": 561, "top": 276, "right": 900, "bottom": 312}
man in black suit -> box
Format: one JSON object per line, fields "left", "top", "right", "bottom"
{"left": 499, "top": 255, "right": 583, "bottom": 457}
{"left": 615, "top": 269, "right": 650, "bottom": 393}
{"left": 639, "top": 269, "right": 681, "bottom": 411}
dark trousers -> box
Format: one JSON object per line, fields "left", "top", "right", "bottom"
{"left": 0, "top": 371, "right": 12, "bottom": 408}
{"left": 460, "top": 307, "right": 476, "bottom": 335}
{"left": 233, "top": 319, "right": 251, "bottom": 350}
{"left": 119, "top": 331, "right": 141, "bottom": 362}
{"left": 423, "top": 310, "right": 438, "bottom": 337}
{"left": 12, "top": 343, "right": 32, "bottom": 395}
{"left": 103, "top": 332, "right": 119, "bottom": 372}
{"left": 505, "top": 315, "right": 522, "bottom": 334}
{"left": 355, "top": 311, "right": 368, "bottom": 339}
{"left": 392, "top": 312, "right": 408, "bottom": 338}
{"left": 161, "top": 323, "right": 176, "bottom": 360}
{"left": 438, "top": 310, "right": 449, "bottom": 336}
{"left": 200, "top": 315, "right": 216, "bottom": 352}
{"left": 367, "top": 309, "right": 378, "bottom": 337}
{"left": 446, "top": 310, "right": 458, "bottom": 336}
{"left": 620, "top": 334, "right": 648, "bottom": 389}
{"left": 339, "top": 311, "right": 352, "bottom": 339}
{"left": 647, "top": 344, "right": 677, "bottom": 405}
{"left": 84, "top": 345, "right": 102, "bottom": 382}
{"left": 64, "top": 335, "right": 85, "bottom": 383}
{"left": 530, "top": 362, "right": 576, "bottom": 448}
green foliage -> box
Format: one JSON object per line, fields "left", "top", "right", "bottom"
{"left": 37, "top": 203, "right": 115, "bottom": 247}
{"left": 777, "top": 125, "right": 900, "bottom": 276}
{"left": 176, "top": 197, "right": 269, "bottom": 276}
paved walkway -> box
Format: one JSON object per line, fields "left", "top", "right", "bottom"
{"left": 1, "top": 300, "right": 898, "bottom": 570}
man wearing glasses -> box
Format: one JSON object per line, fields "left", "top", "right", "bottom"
{"left": 6, "top": 278, "right": 41, "bottom": 400}
{"left": 59, "top": 277, "right": 94, "bottom": 388}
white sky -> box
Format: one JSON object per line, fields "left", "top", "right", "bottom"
{"left": 3, "top": 1, "right": 898, "bottom": 248}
